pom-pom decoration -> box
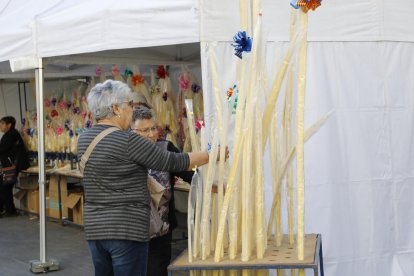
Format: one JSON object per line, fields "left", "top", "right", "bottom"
{"left": 131, "top": 74, "right": 145, "bottom": 86}
{"left": 232, "top": 31, "right": 252, "bottom": 59}
{"left": 73, "top": 107, "right": 79, "bottom": 114}
{"left": 81, "top": 111, "right": 87, "bottom": 119}
{"left": 51, "top": 97, "right": 57, "bottom": 107}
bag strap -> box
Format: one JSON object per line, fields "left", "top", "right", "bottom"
{"left": 79, "top": 127, "right": 119, "bottom": 174}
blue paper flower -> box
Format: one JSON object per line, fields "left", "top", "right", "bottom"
{"left": 232, "top": 31, "right": 252, "bottom": 59}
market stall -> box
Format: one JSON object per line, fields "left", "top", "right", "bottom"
{"left": 0, "top": 0, "right": 413, "bottom": 275}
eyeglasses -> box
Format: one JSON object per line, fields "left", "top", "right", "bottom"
{"left": 131, "top": 126, "right": 158, "bottom": 134}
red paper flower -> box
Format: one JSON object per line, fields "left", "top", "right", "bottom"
{"left": 157, "top": 65, "right": 168, "bottom": 79}
{"left": 55, "top": 126, "right": 64, "bottom": 136}
{"left": 50, "top": 109, "right": 58, "bottom": 118}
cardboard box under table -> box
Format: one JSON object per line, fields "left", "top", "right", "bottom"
{"left": 63, "top": 192, "right": 84, "bottom": 225}
{"left": 14, "top": 174, "right": 41, "bottom": 214}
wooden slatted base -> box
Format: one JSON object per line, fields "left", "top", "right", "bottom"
{"left": 168, "top": 234, "right": 324, "bottom": 275}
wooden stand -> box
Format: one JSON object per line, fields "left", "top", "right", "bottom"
{"left": 168, "top": 234, "right": 324, "bottom": 276}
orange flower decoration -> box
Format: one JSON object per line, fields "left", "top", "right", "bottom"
{"left": 296, "top": 0, "right": 321, "bottom": 13}
{"left": 131, "top": 74, "right": 145, "bottom": 86}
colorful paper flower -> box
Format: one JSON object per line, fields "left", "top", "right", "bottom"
{"left": 162, "top": 92, "right": 168, "bottom": 101}
{"left": 191, "top": 83, "right": 201, "bottom": 93}
{"left": 111, "top": 65, "right": 120, "bottom": 76}
{"left": 58, "top": 100, "right": 65, "bottom": 109}
{"left": 64, "top": 120, "right": 71, "bottom": 130}
{"left": 44, "top": 98, "right": 51, "bottom": 107}
{"left": 86, "top": 120, "right": 92, "bottom": 128}
{"left": 95, "top": 66, "right": 102, "bottom": 76}
{"left": 50, "top": 109, "right": 58, "bottom": 118}
{"left": 227, "top": 84, "right": 237, "bottom": 100}
{"left": 81, "top": 111, "right": 87, "bottom": 119}
{"left": 55, "top": 125, "right": 64, "bottom": 136}
{"left": 69, "top": 130, "right": 74, "bottom": 138}
{"left": 291, "top": 0, "right": 322, "bottom": 12}
{"left": 124, "top": 68, "right": 133, "bottom": 78}
{"left": 179, "top": 74, "right": 190, "bottom": 90}
{"left": 232, "top": 31, "right": 252, "bottom": 59}
{"left": 73, "top": 107, "right": 79, "bottom": 114}
{"left": 195, "top": 120, "right": 204, "bottom": 134}
{"left": 157, "top": 65, "right": 167, "bottom": 79}
{"left": 51, "top": 97, "right": 57, "bottom": 107}
{"left": 132, "top": 74, "right": 145, "bottom": 86}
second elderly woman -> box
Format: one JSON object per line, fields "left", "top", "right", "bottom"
{"left": 77, "top": 80, "right": 210, "bottom": 276}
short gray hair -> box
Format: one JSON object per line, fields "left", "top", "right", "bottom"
{"left": 132, "top": 106, "right": 155, "bottom": 123}
{"left": 87, "top": 80, "right": 133, "bottom": 120}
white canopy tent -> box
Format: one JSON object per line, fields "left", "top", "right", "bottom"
{"left": 0, "top": 0, "right": 413, "bottom": 275}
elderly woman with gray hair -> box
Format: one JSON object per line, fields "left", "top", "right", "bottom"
{"left": 78, "top": 80, "right": 209, "bottom": 276}
{"left": 131, "top": 106, "right": 194, "bottom": 276}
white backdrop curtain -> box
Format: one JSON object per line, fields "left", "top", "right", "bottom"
{"left": 201, "top": 41, "right": 414, "bottom": 276}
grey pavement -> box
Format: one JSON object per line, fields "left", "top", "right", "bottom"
{"left": 0, "top": 212, "right": 189, "bottom": 276}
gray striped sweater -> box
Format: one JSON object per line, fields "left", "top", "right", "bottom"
{"left": 77, "top": 124, "right": 189, "bottom": 242}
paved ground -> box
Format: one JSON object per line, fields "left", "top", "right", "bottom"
{"left": 0, "top": 212, "right": 189, "bottom": 276}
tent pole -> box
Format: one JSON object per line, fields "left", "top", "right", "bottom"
{"left": 35, "top": 57, "right": 47, "bottom": 263}
{"left": 30, "top": 57, "right": 59, "bottom": 273}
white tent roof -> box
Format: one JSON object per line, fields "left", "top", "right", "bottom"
{"left": 0, "top": 0, "right": 199, "bottom": 63}
{"left": 200, "top": 0, "right": 414, "bottom": 42}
